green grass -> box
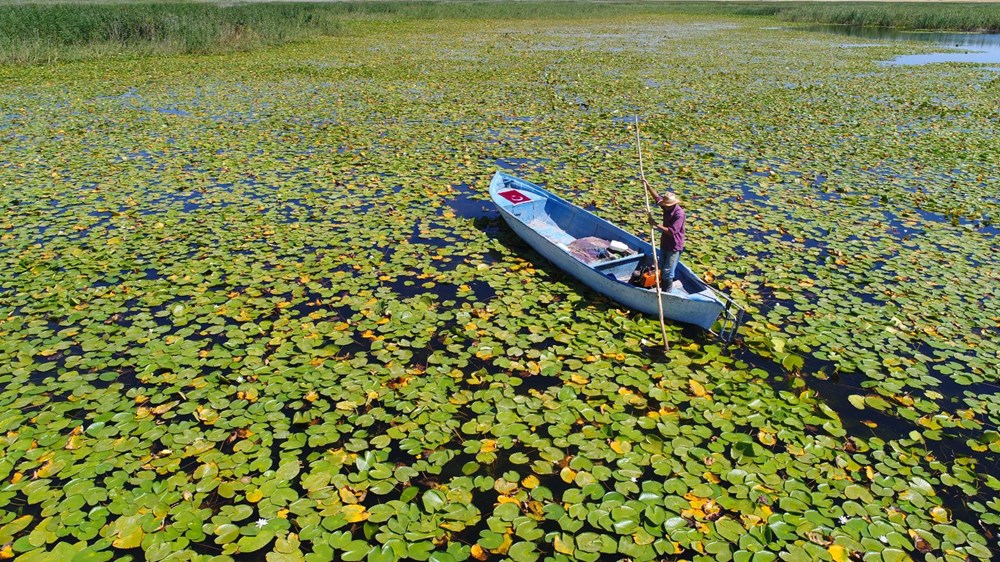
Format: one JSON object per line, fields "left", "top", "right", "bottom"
{"left": 0, "top": 1, "right": 998, "bottom": 65}
{"left": 771, "top": 2, "right": 1000, "bottom": 32}
{"left": 0, "top": 2, "right": 344, "bottom": 64}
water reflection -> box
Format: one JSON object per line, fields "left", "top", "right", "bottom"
{"left": 803, "top": 24, "right": 1000, "bottom": 65}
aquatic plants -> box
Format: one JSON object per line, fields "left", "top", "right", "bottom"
{"left": 1, "top": 9, "right": 998, "bottom": 562}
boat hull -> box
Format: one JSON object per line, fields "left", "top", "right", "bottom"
{"left": 490, "top": 171, "right": 726, "bottom": 330}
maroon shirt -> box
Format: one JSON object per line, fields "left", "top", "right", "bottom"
{"left": 656, "top": 200, "right": 685, "bottom": 252}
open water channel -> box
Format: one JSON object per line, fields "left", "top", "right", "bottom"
{"left": 805, "top": 24, "right": 1000, "bottom": 66}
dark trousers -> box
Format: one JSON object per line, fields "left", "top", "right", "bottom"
{"left": 659, "top": 250, "right": 681, "bottom": 287}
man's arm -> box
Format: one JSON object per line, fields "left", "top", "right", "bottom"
{"left": 642, "top": 179, "right": 660, "bottom": 202}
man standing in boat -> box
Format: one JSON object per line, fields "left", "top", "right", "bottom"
{"left": 643, "top": 179, "right": 685, "bottom": 291}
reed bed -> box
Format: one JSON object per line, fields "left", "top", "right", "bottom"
{"left": 771, "top": 2, "right": 1000, "bottom": 33}
{"left": 0, "top": 2, "right": 343, "bottom": 64}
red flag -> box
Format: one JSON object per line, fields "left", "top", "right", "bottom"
{"left": 499, "top": 189, "right": 532, "bottom": 205}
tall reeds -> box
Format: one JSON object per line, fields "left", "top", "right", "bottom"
{"left": 0, "top": 2, "right": 344, "bottom": 64}
{"left": 774, "top": 3, "right": 1000, "bottom": 33}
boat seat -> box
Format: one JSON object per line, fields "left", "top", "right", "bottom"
{"left": 593, "top": 253, "right": 646, "bottom": 281}
{"left": 593, "top": 252, "right": 644, "bottom": 269}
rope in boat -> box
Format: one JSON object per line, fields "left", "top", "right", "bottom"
{"left": 635, "top": 115, "right": 670, "bottom": 353}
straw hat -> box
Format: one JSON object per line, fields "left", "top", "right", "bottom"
{"left": 660, "top": 192, "right": 680, "bottom": 206}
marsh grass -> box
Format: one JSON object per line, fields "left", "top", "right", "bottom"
{"left": 0, "top": 2, "right": 343, "bottom": 64}
{"left": 1, "top": 1, "right": 998, "bottom": 64}
{"left": 772, "top": 2, "right": 1000, "bottom": 33}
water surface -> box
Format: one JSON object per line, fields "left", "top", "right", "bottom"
{"left": 805, "top": 24, "right": 1000, "bottom": 65}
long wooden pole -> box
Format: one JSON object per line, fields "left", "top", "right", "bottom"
{"left": 635, "top": 116, "right": 670, "bottom": 353}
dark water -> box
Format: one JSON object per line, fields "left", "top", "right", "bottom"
{"left": 804, "top": 25, "right": 1000, "bottom": 65}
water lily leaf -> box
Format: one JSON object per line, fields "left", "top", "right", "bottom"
{"left": 781, "top": 354, "right": 804, "bottom": 372}
{"left": 575, "top": 532, "right": 603, "bottom": 553}
{"left": 367, "top": 544, "right": 398, "bottom": 562}
{"left": 881, "top": 548, "right": 908, "bottom": 562}
{"left": 429, "top": 552, "right": 457, "bottom": 562}
{"left": 864, "top": 396, "right": 890, "bottom": 410}
{"left": 559, "top": 467, "right": 576, "bottom": 483}
{"left": 478, "top": 530, "right": 505, "bottom": 550}
{"left": 231, "top": 505, "right": 254, "bottom": 522}
{"left": 399, "top": 486, "right": 419, "bottom": 503}
{"left": 929, "top": 506, "right": 951, "bottom": 523}
{"left": 470, "top": 544, "right": 488, "bottom": 561}
{"left": 828, "top": 544, "right": 850, "bottom": 562}
{"left": 213, "top": 523, "right": 240, "bottom": 545}
{"left": 342, "top": 539, "right": 372, "bottom": 561}
{"left": 612, "top": 518, "right": 639, "bottom": 535}
{"left": 573, "top": 471, "right": 596, "bottom": 487}
{"left": 275, "top": 460, "right": 301, "bottom": 481}
{"left": 342, "top": 505, "right": 369, "bottom": 523}
{"left": 109, "top": 516, "right": 144, "bottom": 549}
{"left": 507, "top": 541, "right": 538, "bottom": 561}
{"left": 0, "top": 515, "right": 33, "bottom": 544}
{"left": 715, "top": 517, "right": 745, "bottom": 543}
{"left": 553, "top": 534, "right": 575, "bottom": 555}
{"left": 689, "top": 379, "right": 707, "bottom": 397}
{"left": 935, "top": 524, "right": 966, "bottom": 544}
{"left": 238, "top": 530, "right": 275, "bottom": 553}
{"left": 422, "top": 489, "right": 446, "bottom": 512}
{"left": 844, "top": 485, "right": 873, "bottom": 503}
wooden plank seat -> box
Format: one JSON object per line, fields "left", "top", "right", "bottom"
{"left": 593, "top": 252, "right": 646, "bottom": 281}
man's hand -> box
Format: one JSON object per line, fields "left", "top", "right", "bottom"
{"left": 647, "top": 214, "right": 658, "bottom": 227}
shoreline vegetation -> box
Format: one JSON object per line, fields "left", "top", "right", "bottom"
{"left": 1, "top": 1, "right": 999, "bottom": 65}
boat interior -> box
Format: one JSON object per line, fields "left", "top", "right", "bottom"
{"left": 495, "top": 175, "right": 746, "bottom": 339}
{"left": 510, "top": 195, "right": 707, "bottom": 296}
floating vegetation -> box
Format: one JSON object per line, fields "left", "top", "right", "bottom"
{"left": 0, "top": 10, "right": 998, "bottom": 562}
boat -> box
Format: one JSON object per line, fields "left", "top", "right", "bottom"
{"left": 489, "top": 171, "right": 744, "bottom": 340}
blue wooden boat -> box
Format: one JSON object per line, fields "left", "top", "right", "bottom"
{"left": 490, "top": 171, "right": 744, "bottom": 340}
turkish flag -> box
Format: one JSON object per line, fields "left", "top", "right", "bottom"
{"left": 499, "top": 189, "right": 532, "bottom": 205}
